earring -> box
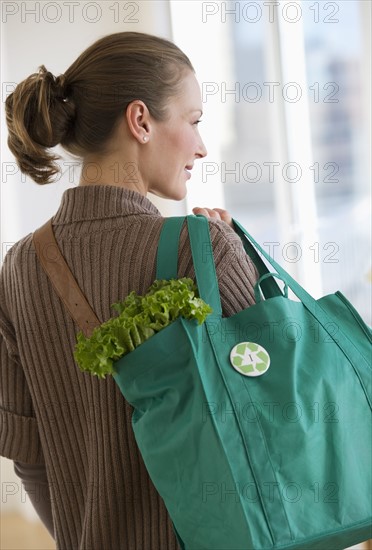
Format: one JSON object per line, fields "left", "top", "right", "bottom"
{"left": 143, "top": 136, "right": 148, "bottom": 142}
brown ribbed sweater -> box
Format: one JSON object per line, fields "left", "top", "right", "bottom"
{"left": 0, "top": 184, "right": 258, "bottom": 550}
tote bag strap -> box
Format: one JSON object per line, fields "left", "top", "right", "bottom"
{"left": 232, "top": 220, "right": 282, "bottom": 298}
{"left": 156, "top": 215, "right": 223, "bottom": 316}
{"left": 231, "top": 217, "right": 320, "bottom": 308}
{"left": 156, "top": 217, "right": 185, "bottom": 280}
{"left": 156, "top": 215, "right": 282, "bottom": 317}
{"left": 186, "top": 215, "right": 223, "bottom": 316}
{"left": 32, "top": 218, "right": 101, "bottom": 338}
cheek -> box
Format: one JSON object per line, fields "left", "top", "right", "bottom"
{"left": 172, "top": 130, "right": 195, "bottom": 155}
{"left": 166, "top": 122, "right": 193, "bottom": 147}
{"left": 158, "top": 124, "right": 195, "bottom": 171}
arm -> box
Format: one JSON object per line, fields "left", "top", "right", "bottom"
{"left": 0, "top": 257, "right": 54, "bottom": 537}
{"left": 13, "top": 461, "right": 55, "bottom": 539}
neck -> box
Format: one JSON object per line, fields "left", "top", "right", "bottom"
{"left": 79, "top": 131, "right": 148, "bottom": 196}
{"left": 78, "top": 156, "right": 147, "bottom": 195}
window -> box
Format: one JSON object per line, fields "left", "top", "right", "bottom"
{"left": 170, "top": 0, "right": 371, "bottom": 324}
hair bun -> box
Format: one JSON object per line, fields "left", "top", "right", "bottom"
{"left": 55, "top": 73, "right": 68, "bottom": 101}
{"left": 37, "top": 64, "right": 55, "bottom": 88}
{"left": 38, "top": 65, "right": 68, "bottom": 101}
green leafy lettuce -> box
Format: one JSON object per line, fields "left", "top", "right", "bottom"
{"left": 73, "top": 278, "right": 213, "bottom": 379}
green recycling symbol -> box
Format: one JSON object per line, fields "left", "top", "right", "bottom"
{"left": 230, "top": 342, "right": 270, "bottom": 377}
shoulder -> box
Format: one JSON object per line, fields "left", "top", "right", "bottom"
{"left": 0, "top": 236, "right": 33, "bottom": 361}
{"left": 177, "top": 216, "right": 256, "bottom": 281}
{"left": 0, "top": 232, "right": 34, "bottom": 319}
{"left": 208, "top": 217, "right": 248, "bottom": 251}
{"left": 176, "top": 216, "right": 259, "bottom": 315}
{"left": 1, "top": 233, "right": 34, "bottom": 283}
{"left": 2, "top": 232, "right": 34, "bottom": 266}
{"left": 179, "top": 216, "right": 248, "bottom": 262}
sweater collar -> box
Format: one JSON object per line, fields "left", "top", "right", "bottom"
{"left": 52, "top": 184, "right": 162, "bottom": 224}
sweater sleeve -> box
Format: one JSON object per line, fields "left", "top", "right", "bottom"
{"left": 0, "top": 254, "right": 44, "bottom": 465}
{"left": 177, "top": 217, "right": 259, "bottom": 317}
{"left": 14, "top": 461, "right": 55, "bottom": 538}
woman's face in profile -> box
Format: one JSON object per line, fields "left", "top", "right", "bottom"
{"left": 147, "top": 70, "right": 208, "bottom": 200}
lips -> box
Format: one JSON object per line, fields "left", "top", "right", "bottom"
{"left": 184, "top": 165, "right": 193, "bottom": 179}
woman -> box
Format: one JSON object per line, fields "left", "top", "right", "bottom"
{"left": 1, "top": 32, "right": 258, "bottom": 549}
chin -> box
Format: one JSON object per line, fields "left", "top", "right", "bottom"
{"left": 173, "top": 188, "right": 188, "bottom": 201}
{"left": 149, "top": 184, "right": 187, "bottom": 201}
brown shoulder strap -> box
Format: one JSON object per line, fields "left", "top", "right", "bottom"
{"left": 32, "top": 218, "right": 101, "bottom": 338}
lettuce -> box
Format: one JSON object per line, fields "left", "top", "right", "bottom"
{"left": 73, "top": 278, "right": 213, "bottom": 378}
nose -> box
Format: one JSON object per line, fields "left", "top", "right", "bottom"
{"left": 196, "top": 137, "right": 208, "bottom": 159}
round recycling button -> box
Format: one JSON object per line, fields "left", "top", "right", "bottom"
{"left": 230, "top": 342, "right": 270, "bottom": 377}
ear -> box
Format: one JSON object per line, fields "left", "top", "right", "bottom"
{"left": 126, "top": 100, "right": 151, "bottom": 144}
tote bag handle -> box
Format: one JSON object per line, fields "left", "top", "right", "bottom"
{"left": 178, "top": 214, "right": 326, "bottom": 317}
{"left": 156, "top": 216, "right": 283, "bottom": 301}
{"left": 156, "top": 215, "right": 222, "bottom": 316}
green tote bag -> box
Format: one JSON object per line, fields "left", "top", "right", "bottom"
{"left": 113, "top": 214, "right": 372, "bottom": 550}
{"left": 33, "top": 214, "right": 372, "bottom": 550}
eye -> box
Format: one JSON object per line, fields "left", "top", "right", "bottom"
{"left": 193, "top": 119, "right": 202, "bottom": 125}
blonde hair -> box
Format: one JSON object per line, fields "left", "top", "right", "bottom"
{"left": 5, "top": 32, "right": 194, "bottom": 185}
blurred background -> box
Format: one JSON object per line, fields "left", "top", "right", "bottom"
{"left": 1, "top": 1, "right": 371, "bottom": 548}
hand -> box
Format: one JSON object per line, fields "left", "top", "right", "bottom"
{"left": 192, "top": 207, "right": 234, "bottom": 229}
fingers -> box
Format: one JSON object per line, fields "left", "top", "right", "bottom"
{"left": 213, "top": 208, "right": 233, "bottom": 228}
{"left": 192, "top": 207, "right": 219, "bottom": 219}
{"left": 192, "top": 207, "right": 233, "bottom": 228}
